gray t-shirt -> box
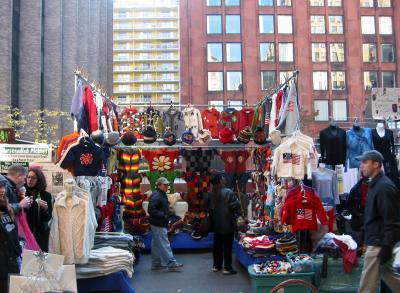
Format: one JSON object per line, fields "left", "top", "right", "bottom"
{"left": 312, "top": 168, "right": 339, "bottom": 206}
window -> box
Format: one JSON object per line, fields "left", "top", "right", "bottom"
{"left": 379, "top": 16, "right": 392, "bottom": 35}
{"left": 207, "top": 15, "right": 222, "bottom": 34}
{"left": 162, "top": 94, "right": 173, "bottom": 103}
{"left": 226, "top": 43, "right": 242, "bottom": 62}
{"left": 162, "top": 84, "right": 175, "bottom": 91}
{"left": 116, "top": 74, "right": 130, "bottom": 82}
{"left": 313, "top": 71, "right": 328, "bottom": 90}
{"left": 229, "top": 100, "right": 243, "bottom": 110}
{"left": 330, "top": 43, "right": 345, "bottom": 62}
{"left": 142, "top": 73, "right": 152, "bottom": 80}
{"left": 259, "top": 15, "right": 274, "bottom": 34}
{"left": 208, "top": 72, "right": 223, "bottom": 91}
{"left": 226, "top": 15, "right": 241, "bottom": 34}
{"left": 312, "top": 43, "right": 327, "bottom": 62}
{"left": 364, "top": 71, "right": 378, "bottom": 90}
{"left": 328, "top": 0, "right": 342, "bottom": 6}
{"left": 311, "top": 15, "right": 326, "bottom": 34}
{"left": 261, "top": 71, "right": 277, "bottom": 90}
{"left": 260, "top": 43, "right": 275, "bottom": 62}
{"left": 208, "top": 100, "right": 224, "bottom": 112}
{"left": 382, "top": 72, "right": 396, "bottom": 87}
{"left": 381, "top": 44, "right": 395, "bottom": 62}
{"left": 207, "top": 0, "right": 221, "bottom": 6}
{"left": 329, "top": 16, "right": 344, "bottom": 34}
{"left": 279, "top": 43, "right": 294, "bottom": 62}
{"left": 280, "top": 71, "right": 294, "bottom": 83}
{"left": 362, "top": 44, "right": 377, "bottom": 62}
{"left": 225, "top": 0, "right": 240, "bottom": 5}
{"left": 139, "top": 95, "right": 152, "bottom": 102}
{"left": 277, "top": 0, "right": 292, "bottom": 6}
{"left": 360, "top": 0, "right": 373, "bottom": 7}
{"left": 331, "top": 71, "right": 346, "bottom": 90}
{"left": 118, "top": 85, "right": 130, "bottom": 92}
{"left": 207, "top": 43, "right": 223, "bottom": 62}
{"left": 118, "top": 95, "right": 128, "bottom": 103}
{"left": 227, "top": 71, "right": 242, "bottom": 91}
{"left": 259, "top": 0, "right": 273, "bottom": 5}
{"left": 378, "top": 0, "right": 391, "bottom": 7}
{"left": 278, "top": 15, "right": 293, "bottom": 34}
{"left": 310, "top": 0, "right": 324, "bottom": 6}
{"left": 314, "top": 100, "right": 329, "bottom": 121}
{"left": 332, "top": 100, "right": 347, "bottom": 121}
{"left": 361, "top": 16, "right": 375, "bottom": 34}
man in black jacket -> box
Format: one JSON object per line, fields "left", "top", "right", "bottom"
{"left": 0, "top": 176, "right": 21, "bottom": 293}
{"left": 357, "top": 150, "right": 400, "bottom": 293}
{"left": 209, "top": 173, "right": 241, "bottom": 275}
{"left": 148, "top": 177, "right": 183, "bottom": 272}
{"left": 3, "top": 165, "right": 32, "bottom": 214}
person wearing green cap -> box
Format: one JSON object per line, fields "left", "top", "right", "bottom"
{"left": 148, "top": 177, "right": 183, "bottom": 272}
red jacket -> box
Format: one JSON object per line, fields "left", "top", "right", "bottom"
{"left": 281, "top": 186, "right": 328, "bottom": 232}
{"left": 83, "top": 86, "right": 99, "bottom": 133}
{"left": 237, "top": 108, "right": 255, "bottom": 132}
{"left": 202, "top": 108, "right": 220, "bottom": 138}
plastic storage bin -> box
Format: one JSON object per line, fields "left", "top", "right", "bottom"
{"left": 248, "top": 266, "right": 316, "bottom": 293}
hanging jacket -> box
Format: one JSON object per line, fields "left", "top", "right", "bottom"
{"left": 70, "top": 80, "right": 84, "bottom": 119}
{"left": 82, "top": 86, "right": 99, "bottom": 134}
{"left": 202, "top": 108, "right": 220, "bottom": 138}
{"left": 237, "top": 108, "right": 255, "bottom": 133}
{"left": 276, "top": 81, "right": 299, "bottom": 136}
{"left": 182, "top": 107, "right": 203, "bottom": 139}
{"left": 163, "top": 107, "right": 185, "bottom": 137}
{"left": 346, "top": 128, "right": 373, "bottom": 168}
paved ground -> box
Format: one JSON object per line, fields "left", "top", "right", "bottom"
{"left": 131, "top": 250, "right": 252, "bottom": 293}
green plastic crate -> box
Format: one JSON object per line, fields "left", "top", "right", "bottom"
{"left": 248, "top": 266, "right": 316, "bottom": 293}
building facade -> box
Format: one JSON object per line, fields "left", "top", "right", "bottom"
{"left": 0, "top": 0, "right": 113, "bottom": 138}
{"left": 179, "top": 0, "right": 400, "bottom": 136}
{"left": 113, "top": 0, "right": 180, "bottom": 105}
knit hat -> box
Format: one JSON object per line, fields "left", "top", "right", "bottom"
{"left": 143, "top": 126, "right": 157, "bottom": 144}
{"left": 198, "top": 129, "right": 212, "bottom": 144}
{"left": 181, "top": 129, "right": 194, "bottom": 145}
{"left": 219, "top": 127, "right": 234, "bottom": 144}
{"left": 237, "top": 127, "right": 252, "bottom": 144}
{"left": 105, "top": 131, "right": 121, "bottom": 146}
{"left": 121, "top": 131, "right": 137, "bottom": 146}
{"left": 269, "top": 129, "right": 282, "bottom": 146}
{"left": 276, "top": 233, "right": 298, "bottom": 255}
{"left": 90, "top": 130, "right": 105, "bottom": 145}
{"left": 254, "top": 126, "right": 267, "bottom": 145}
{"left": 163, "top": 128, "right": 176, "bottom": 146}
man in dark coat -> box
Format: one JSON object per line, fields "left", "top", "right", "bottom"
{"left": 3, "top": 165, "right": 32, "bottom": 214}
{"left": 357, "top": 150, "right": 400, "bottom": 293}
{"left": 0, "top": 176, "right": 21, "bottom": 293}
{"left": 148, "top": 177, "right": 183, "bottom": 272}
{"left": 209, "top": 173, "right": 241, "bottom": 275}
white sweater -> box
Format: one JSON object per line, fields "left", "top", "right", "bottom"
{"left": 182, "top": 107, "right": 203, "bottom": 139}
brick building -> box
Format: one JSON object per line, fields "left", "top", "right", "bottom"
{"left": 0, "top": 0, "right": 113, "bottom": 138}
{"left": 179, "top": 0, "right": 400, "bottom": 136}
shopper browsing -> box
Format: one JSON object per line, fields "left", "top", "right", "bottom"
{"left": 25, "top": 167, "right": 53, "bottom": 251}
{"left": 209, "top": 173, "right": 241, "bottom": 275}
{"left": 148, "top": 177, "right": 183, "bottom": 272}
{"left": 0, "top": 176, "right": 22, "bottom": 293}
{"left": 357, "top": 150, "right": 400, "bottom": 293}
{"left": 4, "top": 165, "right": 32, "bottom": 214}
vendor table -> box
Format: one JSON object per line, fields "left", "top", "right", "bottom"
{"left": 77, "top": 271, "right": 135, "bottom": 293}
{"left": 143, "top": 232, "right": 214, "bottom": 251}
{"left": 233, "top": 239, "right": 279, "bottom": 268}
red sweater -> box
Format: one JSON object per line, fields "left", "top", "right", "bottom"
{"left": 220, "top": 150, "right": 250, "bottom": 173}
{"left": 83, "top": 86, "right": 99, "bottom": 133}
{"left": 281, "top": 187, "right": 328, "bottom": 232}
{"left": 142, "top": 149, "right": 180, "bottom": 172}
{"left": 202, "top": 108, "right": 220, "bottom": 138}
{"left": 237, "top": 108, "right": 255, "bottom": 132}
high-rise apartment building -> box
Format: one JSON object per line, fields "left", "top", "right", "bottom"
{"left": 179, "top": 0, "right": 400, "bottom": 136}
{"left": 113, "top": 0, "right": 180, "bottom": 105}
{"left": 0, "top": 0, "right": 113, "bottom": 137}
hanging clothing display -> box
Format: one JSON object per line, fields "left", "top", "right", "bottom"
{"left": 237, "top": 108, "right": 255, "bottom": 133}
{"left": 312, "top": 168, "right": 339, "bottom": 205}
{"left": 78, "top": 85, "right": 99, "bottom": 134}
{"left": 202, "top": 108, "right": 220, "bottom": 138}
{"left": 276, "top": 81, "right": 299, "bottom": 136}
{"left": 372, "top": 128, "right": 400, "bottom": 187}
{"left": 163, "top": 107, "right": 185, "bottom": 137}
{"left": 182, "top": 106, "right": 203, "bottom": 139}
{"left": 220, "top": 108, "right": 239, "bottom": 135}
{"left": 57, "top": 132, "right": 80, "bottom": 162}
{"left": 220, "top": 150, "right": 251, "bottom": 189}
{"left": 319, "top": 126, "right": 347, "bottom": 166}
{"left": 142, "top": 149, "right": 180, "bottom": 172}
{"left": 346, "top": 127, "right": 373, "bottom": 168}
{"left": 261, "top": 97, "right": 273, "bottom": 137}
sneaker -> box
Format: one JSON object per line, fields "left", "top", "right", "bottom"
{"left": 167, "top": 262, "right": 183, "bottom": 272}
{"left": 151, "top": 265, "right": 166, "bottom": 271}
{"left": 212, "top": 266, "right": 221, "bottom": 272}
{"left": 223, "top": 269, "right": 237, "bottom": 275}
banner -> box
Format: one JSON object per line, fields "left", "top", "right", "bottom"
{"left": 371, "top": 88, "right": 400, "bottom": 120}
{"left": 0, "top": 144, "right": 53, "bottom": 163}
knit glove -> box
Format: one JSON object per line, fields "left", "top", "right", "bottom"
{"left": 378, "top": 246, "right": 393, "bottom": 265}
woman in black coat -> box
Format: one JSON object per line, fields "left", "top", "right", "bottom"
{"left": 24, "top": 167, "right": 53, "bottom": 251}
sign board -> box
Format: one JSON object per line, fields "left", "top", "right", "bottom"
{"left": 0, "top": 161, "right": 29, "bottom": 173}
{"left": 0, "top": 128, "right": 15, "bottom": 143}
{"left": 0, "top": 144, "right": 53, "bottom": 163}
{"left": 371, "top": 88, "right": 400, "bottom": 120}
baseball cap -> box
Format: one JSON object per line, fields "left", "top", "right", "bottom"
{"left": 156, "top": 177, "right": 170, "bottom": 185}
{"left": 356, "top": 150, "right": 384, "bottom": 163}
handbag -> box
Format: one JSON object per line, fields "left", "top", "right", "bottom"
{"left": 16, "top": 209, "right": 40, "bottom": 251}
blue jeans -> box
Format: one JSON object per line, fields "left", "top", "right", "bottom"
{"left": 151, "top": 225, "right": 177, "bottom": 267}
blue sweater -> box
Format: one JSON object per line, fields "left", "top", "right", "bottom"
{"left": 346, "top": 128, "right": 373, "bottom": 168}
